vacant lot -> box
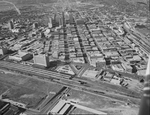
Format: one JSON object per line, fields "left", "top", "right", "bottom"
{"left": 72, "top": 108, "right": 94, "bottom": 115}
{"left": 0, "top": 72, "right": 63, "bottom": 108}
{"left": 68, "top": 89, "right": 139, "bottom": 115}
{"left": 0, "top": 82, "right": 10, "bottom": 95}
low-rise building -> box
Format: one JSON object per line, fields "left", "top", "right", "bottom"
{"left": 9, "top": 50, "right": 33, "bottom": 61}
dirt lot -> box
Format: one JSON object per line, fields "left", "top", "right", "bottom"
{"left": 0, "top": 72, "right": 63, "bottom": 109}
{"left": 0, "top": 82, "right": 10, "bottom": 95}
{"left": 68, "top": 89, "right": 139, "bottom": 115}
{"left": 72, "top": 108, "right": 94, "bottom": 115}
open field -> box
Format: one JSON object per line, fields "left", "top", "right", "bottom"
{"left": 136, "top": 27, "right": 150, "bottom": 36}
{"left": 68, "top": 89, "right": 139, "bottom": 115}
{"left": 0, "top": 71, "right": 63, "bottom": 109}
{"left": 72, "top": 108, "right": 94, "bottom": 115}
{"left": 0, "top": 82, "right": 10, "bottom": 95}
{"left": 2, "top": 85, "right": 46, "bottom": 108}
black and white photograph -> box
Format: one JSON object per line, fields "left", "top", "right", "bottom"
{"left": 0, "top": 0, "right": 150, "bottom": 115}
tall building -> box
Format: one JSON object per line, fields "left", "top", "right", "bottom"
{"left": 33, "top": 54, "right": 50, "bottom": 67}
{"left": 65, "top": 11, "right": 70, "bottom": 24}
{"left": 53, "top": 14, "right": 60, "bottom": 28}
{"left": 9, "top": 20, "right": 14, "bottom": 30}
{"left": 48, "top": 17, "right": 53, "bottom": 28}
{"left": 33, "top": 22, "right": 38, "bottom": 29}
{"left": 59, "top": 16, "right": 63, "bottom": 26}
{"left": 0, "top": 47, "right": 8, "bottom": 55}
{"left": 62, "top": 12, "right": 66, "bottom": 27}
{"left": 69, "top": 14, "right": 74, "bottom": 24}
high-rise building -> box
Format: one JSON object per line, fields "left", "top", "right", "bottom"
{"left": 33, "top": 54, "right": 50, "bottom": 67}
{"left": 59, "top": 16, "right": 63, "bottom": 26}
{"left": 53, "top": 14, "right": 60, "bottom": 28}
{"left": 48, "top": 17, "right": 53, "bottom": 28}
{"left": 0, "top": 47, "right": 8, "bottom": 55}
{"left": 62, "top": 12, "right": 66, "bottom": 27}
{"left": 69, "top": 14, "right": 74, "bottom": 24}
{"left": 33, "top": 22, "right": 38, "bottom": 29}
{"left": 65, "top": 11, "right": 70, "bottom": 24}
{"left": 9, "top": 20, "right": 14, "bottom": 30}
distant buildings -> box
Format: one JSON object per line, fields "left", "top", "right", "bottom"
{"left": 33, "top": 53, "right": 49, "bottom": 67}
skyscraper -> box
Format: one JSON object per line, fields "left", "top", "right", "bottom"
{"left": 62, "top": 12, "right": 66, "bottom": 27}
{"left": 0, "top": 47, "right": 8, "bottom": 55}
{"left": 9, "top": 20, "right": 14, "bottom": 30}
{"left": 48, "top": 17, "right": 52, "bottom": 28}
{"left": 53, "top": 14, "right": 60, "bottom": 28}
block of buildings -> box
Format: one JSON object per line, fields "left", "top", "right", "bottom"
{"left": 9, "top": 50, "right": 33, "bottom": 61}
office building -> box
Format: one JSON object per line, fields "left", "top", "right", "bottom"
{"left": 9, "top": 20, "right": 14, "bottom": 30}
{"left": 0, "top": 47, "right": 8, "bottom": 55}
{"left": 62, "top": 12, "right": 66, "bottom": 27}
{"left": 9, "top": 50, "right": 33, "bottom": 61}
{"left": 69, "top": 14, "right": 74, "bottom": 24}
{"left": 33, "top": 53, "right": 49, "bottom": 67}
{"left": 65, "top": 11, "right": 70, "bottom": 24}
{"left": 48, "top": 17, "right": 53, "bottom": 28}
{"left": 53, "top": 14, "right": 60, "bottom": 28}
{"left": 33, "top": 22, "right": 38, "bottom": 29}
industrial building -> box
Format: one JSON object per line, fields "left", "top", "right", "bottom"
{"left": 9, "top": 50, "right": 33, "bottom": 61}
{"left": 0, "top": 100, "right": 25, "bottom": 115}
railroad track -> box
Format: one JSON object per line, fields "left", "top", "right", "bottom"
{"left": 0, "top": 61, "right": 141, "bottom": 106}
{"left": 0, "top": 61, "right": 71, "bottom": 80}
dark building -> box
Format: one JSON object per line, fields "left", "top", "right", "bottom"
{"left": 62, "top": 12, "right": 66, "bottom": 27}
{"left": 52, "top": 14, "right": 60, "bottom": 28}
{"left": 3, "top": 109, "right": 15, "bottom": 115}
{"left": 0, "top": 101, "right": 11, "bottom": 115}
{"left": 76, "top": 18, "right": 85, "bottom": 25}
{"left": 69, "top": 14, "right": 75, "bottom": 24}
{"left": 9, "top": 20, "right": 14, "bottom": 30}
{"left": 131, "top": 64, "right": 137, "bottom": 74}
{"left": 33, "top": 22, "right": 38, "bottom": 29}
